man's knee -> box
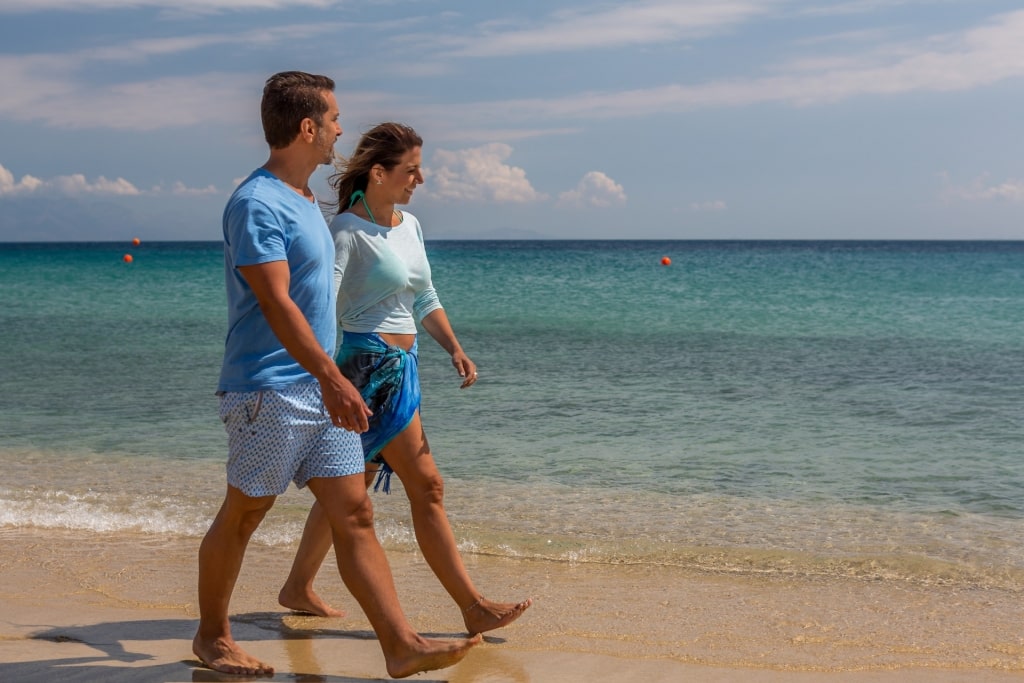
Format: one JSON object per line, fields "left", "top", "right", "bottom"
{"left": 348, "top": 493, "right": 376, "bottom": 528}
{"left": 237, "top": 502, "right": 273, "bottom": 535}
{"left": 330, "top": 492, "right": 376, "bottom": 533}
{"left": 308, "top": 477, "right": 376, "bottom": 532}
{"left": 224, "top": 489, "right": 275, "bottom": 535}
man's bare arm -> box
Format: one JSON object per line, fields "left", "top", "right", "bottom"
{"left": 238, "top": 261, "right": 371, "bottom": 432}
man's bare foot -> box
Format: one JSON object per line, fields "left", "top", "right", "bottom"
{"left": 385, "top": 633, "right": 482, "bottom": 679}
{"left": 463, "top": 597, "right": 533, "bottom": 635}
{"left": 192, "top": 632, "right": 274, "bottom": 676}
{"left": 278, "top": 584, "right": 345, "bottom": 617}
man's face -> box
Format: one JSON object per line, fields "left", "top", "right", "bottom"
{"left": 314, "top": 91, "right": 342, "bottom": 164}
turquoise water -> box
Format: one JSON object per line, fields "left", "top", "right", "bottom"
{"left": 2, "top": 240, "right": 1023, "bottom": 587}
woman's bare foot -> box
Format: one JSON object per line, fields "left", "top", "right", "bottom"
{"left": 385, "top": 633, "right": 482, "bottom": 679}
{"left": 463, "top": 597, "right": 533, "bottom": 635}
{"left": 192, "top": 632, "right": 274, "bottom": 676}
{"left": 278, "top": 584, "right": 345, "bottom": 617}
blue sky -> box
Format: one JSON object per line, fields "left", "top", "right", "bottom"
{"left": 1, "top": 0, "right": 1022, "bottom": 240}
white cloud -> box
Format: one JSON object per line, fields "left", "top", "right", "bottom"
{"left": 50, "top": 174, "right": 141, "bottom": 195}
{"left": 557, "top": 171, "right": 627, "bottom": 209}
{"left": 446, "top": 1, "right": 773, "bottom": 57}
{"left": 946, "top": 174, "right": 1024, "bottom": 202}
{"left": 80, "top": 22, "right": 349, "bottom": 62}
{"left": 427, "top": 126, "right": 583, "bottom": 145}
{"left": 0, "top": 162, "right": 224, "bottom": 197}
{"left": 792, "top": 27, "right": 896, "bottom": 47}
{"left": 169, "top": 181, "right": 222, "bottom": 195}
{"left": 0, "top": 20, "right": 407, "bottom": 132}
{"left": 2, "top": 0, "right": 1019, "bottom": 162}
{"left": 424, "top": 143, "right": 546, "bottom": 203}
{"left": 690, "top": 200, "right": 727, "bottom": 211}
{"left": 0, "top": 22, "right": 357, "bottom": 131}
{"left": 0, "top": 163, "right": 140, "bottom": 196}
{"left": 0, "top": 164, "right": 43, "bottom": 195}
{"left": 798, "top": 0, "right": 962, "bottom": 17}
{"left": 0, "top": 54, "right": 255, "bottom": 130}
{"left": 5, "top": 6, "right": 1019, "bottom": 139}
{"left": 426, "top": 10, "right": 1024, "bottom": 126}
{"left": 0, "top": 1, "right": 342, "bottom": 13}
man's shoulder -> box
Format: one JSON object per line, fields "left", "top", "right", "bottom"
{"left": 228, "top": 169, "right": 284, "bottom": 205}
{"left": 226, "top": 171, "right": 318, "bottom": 229}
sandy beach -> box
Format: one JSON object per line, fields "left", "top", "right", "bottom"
{"left": 1, "top": 526, "right": 1021, "bottom": 682}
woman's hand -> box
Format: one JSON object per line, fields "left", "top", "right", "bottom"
{"left": 451, "top": 350, "right": 478, "bottom": 389}
{"left": 421, "top": 308, "right": 477, "bottom": 388}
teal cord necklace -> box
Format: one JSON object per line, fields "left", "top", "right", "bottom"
{"left": 349, "top": 190, "right": 400, "bottom": 226}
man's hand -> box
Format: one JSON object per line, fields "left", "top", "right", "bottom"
{"left": 321, "top": 374, "right": 372, "bottom": 432}
{"left": 237, "top": 261, "right": 373, "bottom": 431}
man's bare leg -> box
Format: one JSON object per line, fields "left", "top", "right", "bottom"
{"left": 278, "top": 501, "right": 344, "bottom": 617}
{"left": 193, "top": 486, "right": 277, "bottom": 676}
{"left": 306, "top": 475, "right": 481, "bottom": 678}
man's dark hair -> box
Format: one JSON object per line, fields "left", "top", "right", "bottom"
{"left": 261, "top": 71, "right": 335, "bottom": 149}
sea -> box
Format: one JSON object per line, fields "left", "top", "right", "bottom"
{"left": 2, "top": 239, "right": 1023, "bottom": 595}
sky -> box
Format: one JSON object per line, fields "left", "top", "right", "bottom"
{"left": 1, "top": 0, "right": 1022, "bottom": 241}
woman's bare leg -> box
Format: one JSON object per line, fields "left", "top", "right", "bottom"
{"left": 279, "top": 469, "right": 379, "bottom": 616}
{"left": 278, "top": 500, "right": 343, "bottom": 617}
{"left": 305, "top": 475, "right": 480, "bottom": 678}
{"left": 381, "top": 413, "right": 531, "bottom": 634}
{"left": 281, "top": 418, "right": 530, "bottom": 634}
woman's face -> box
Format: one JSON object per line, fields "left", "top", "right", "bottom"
{"left": 378, "top": 146, "right": 423, "bottom": 206}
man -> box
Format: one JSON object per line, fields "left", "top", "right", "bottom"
{"left": 193, "top": 71, "right": 480, "bottom": 678}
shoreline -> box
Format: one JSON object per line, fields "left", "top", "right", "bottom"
{"left": 1, "top": 528, "right": 1022, "bottom": 681}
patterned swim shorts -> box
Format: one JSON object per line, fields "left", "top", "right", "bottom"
{"left": 219, "top": 381, "right": 364, "bottom": 497}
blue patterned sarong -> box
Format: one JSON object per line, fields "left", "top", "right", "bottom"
{"left": 334, "top": 331, "right": 421, "bottom": 493}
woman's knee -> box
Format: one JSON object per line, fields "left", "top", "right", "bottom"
{"left": 408, "top": 471, "right": 445, "bottom": 506}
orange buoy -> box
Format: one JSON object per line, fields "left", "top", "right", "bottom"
{"left": 132, "top": 237, "right": 141, "bottom": 246}
{"left": 660, "top": 256, "right": 671, "bottom": 266}
{"left": 123, "top": 254, "right": 133, "bottom": 263}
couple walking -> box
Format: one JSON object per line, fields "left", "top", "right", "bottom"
{"left": 193, "top": 70, "right": 530, "bottom": 678}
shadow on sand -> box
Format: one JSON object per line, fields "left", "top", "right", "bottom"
{"left": 0, "top": 612, "right": 459, "bottom": 682}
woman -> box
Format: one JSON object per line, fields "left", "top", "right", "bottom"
{"left": 278, "top": 122, "right": 531, "bottom": 634}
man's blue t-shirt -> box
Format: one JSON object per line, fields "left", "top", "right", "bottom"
{"left": 217, "top": 168, "right": 337, "bottom": 392}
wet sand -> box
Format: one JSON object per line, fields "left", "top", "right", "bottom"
{"left": 0, "top": 527, "right": 1021, "bottom": 682}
